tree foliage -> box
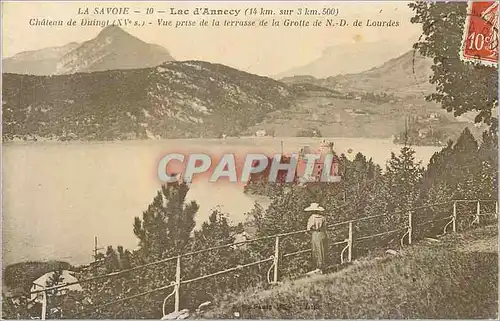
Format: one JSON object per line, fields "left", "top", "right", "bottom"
{"left": 409, "top": 2, "right": 498, "bottom": 129}
{"left": 133, "top": 182, "right": 198, "bottom": 260}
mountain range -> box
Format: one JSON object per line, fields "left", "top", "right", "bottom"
{"left": 275, "top": 39, "right": 416, "bottom": 79}
{"left": 2, "top": 43, "right": 80, "bottom": 76}
{"left": 331, "top": 50, "right": 435, "bottom": 96}
{"left": 2, "top": 61, "right": 296, "bottom": 141}
{"left": 280, "top": 49, "right": 436, "bottom": 98}
{"left": 2, "top": 26, "right": 472, "bottom": 142}
{"left": 2, "top": 26, "right": 174, "bottom": 75}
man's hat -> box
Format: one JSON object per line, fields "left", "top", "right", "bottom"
{"left": 304, "top": 203, "right": 325, "bottom": 212}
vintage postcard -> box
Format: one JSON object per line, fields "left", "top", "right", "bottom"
{"left": 1, "top": 1, "right": 498, "bottom": 319}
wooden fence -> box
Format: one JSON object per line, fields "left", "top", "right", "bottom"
{"left": 29, "top": 199, "right": 498, "bottom": 319}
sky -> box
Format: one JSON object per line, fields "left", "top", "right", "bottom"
{"left": 2, "top": 1, "right": 423, "bottom": 76}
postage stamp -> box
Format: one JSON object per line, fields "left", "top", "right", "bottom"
{"left": 461, "top": 1, "right": 498, "bottom": 66}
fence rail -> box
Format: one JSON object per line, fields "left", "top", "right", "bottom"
{"left": 28, "top": 199, "right": 498, "bottom": 319}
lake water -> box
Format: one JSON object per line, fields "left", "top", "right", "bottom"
{"left": 2, "top": 137, "right": 440, "bottom": 266}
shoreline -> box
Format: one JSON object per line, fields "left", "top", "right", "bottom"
{"left": 3, "top": 135, "right": 400, "bottom": 145}
{"left": 2, "top": 137, "right": 441, "bottom": 267}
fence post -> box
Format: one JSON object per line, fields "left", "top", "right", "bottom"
{"left": 347, "top": 222, "right": 353, "bottom": 263}
{"left": 41, "top": 289, "right": 47, "bottom": 320}
{"left": 273, "top": 236, "right": 280, "bottom": 283}
{"left": 407, "top": 211, "right": 412, "bottom": 245}
{"left": 452, "top": 201, "right": 457, "bottom": 233}
{"left": 174, "top": 255, "right": 181, "bottom": 313}
{"left": 476, "top": 200, "right": 481, "bottom": 224}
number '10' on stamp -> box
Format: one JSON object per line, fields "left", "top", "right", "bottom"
{"left": 461, "top": 1, "right": 498, "bottom": 66}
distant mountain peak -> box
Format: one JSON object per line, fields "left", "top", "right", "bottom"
{"left": 275, "top": 40, "right": 415, "bottom": 79}
{"left": 96, "top": 25, "right": 132, "bottom": 40}
{"left": 3, "top": 26, "right": 175, "bottom": 75}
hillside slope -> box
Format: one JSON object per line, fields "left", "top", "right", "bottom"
{"left": 203, "top": 226, "right": 498, "bottom": 319}
{"left": 280, "top": 50, "right": 435, "bottom": 98}
{"left": 2, "top": 43, "right": 80, "bottom": 75}
{"left": 275, "top": 40, "right": 413, "bottom": 79}
{"left": 248, "top": 92, "right": 482, "bottom": 141}
{"left": 272, "top": 50, "right": 483, "bottom": 141}
{"left": 333, "top": 50, "right": 435, "bottom": 96}
{"left": 2, "top": 61, "right": 297, "bottom": 141}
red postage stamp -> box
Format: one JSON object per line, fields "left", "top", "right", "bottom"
{"left": 461, "top": 1, "right": 498, "bottom": 66}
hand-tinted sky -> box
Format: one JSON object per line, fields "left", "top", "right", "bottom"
{"left": 2, "top": 1, "right": 423, "bottom": 76}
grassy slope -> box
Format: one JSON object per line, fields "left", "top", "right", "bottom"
{"left": 203, "top": 226, "right": 498, "bottom": 319}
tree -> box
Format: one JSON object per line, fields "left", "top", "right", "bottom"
{"left": 45, "top": 270, "right": 65, "bottom": 319}
{"left": 104, "top": 246, "right": 120, "bottom": 273}
{"left": 366, "top": 146, "right": 425, "bottom": 246}
{"left": 477, "top": 129, "right": 498, "bottom": 199}
{"left": 296, "top": 128, "right": 322, "bottom": 137}
{"left": 448, "top": 128, "right": 482, "bottom": 200}
{"left": 179, "top": 209, "right": 246, "bottom": 310}
{"left": 133, "top": 181, "right": 198, "bottom": 260}
{"left": 59, "top": 182, "right": 200, "bottom": 319}
{"left": 416, "top": 127, "right": 496, "bottom": 233}
{"left": 2, "top": 293, "right": 31, "bottom": 320}
{"left": 116, "top": 246, "right": 132, "bottom": 270}
{"left": 385, "top": 147, "right": 424, "bottom": 214}
{"left": 409, "top": 2, "right": 498, "bottom": 130}
{"left": 62, "top": 183, "right": 199, "bottom": 319}
{"left": 421, "top": 129, "right": 479, "bottom": 192}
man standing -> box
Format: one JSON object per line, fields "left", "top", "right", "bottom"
{"left": 305, "top": 203, "right": 328, "bottom": 274}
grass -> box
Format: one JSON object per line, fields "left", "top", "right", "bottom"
{"left": 202, "top": 225, "right": 498, "bottom": 319}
